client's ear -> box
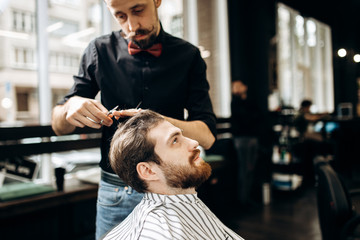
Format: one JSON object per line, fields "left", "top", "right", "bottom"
{"left": 136, "top": 162, "right": 159, "bottom": 181}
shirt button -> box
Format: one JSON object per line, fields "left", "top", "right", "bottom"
{"left": 144, "top": 86, "right": 149, "bottom": 90}
{"left": 145, "top": 61, "right": 149, "bottom": 66}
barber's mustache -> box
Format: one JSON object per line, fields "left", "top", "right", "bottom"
{"left": 121, "top": 26, "right": 155, "bottom": 40}
{"left": 135, "top": 28, "right": 152, "bottom": 36}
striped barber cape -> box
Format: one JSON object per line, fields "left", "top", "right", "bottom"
{"left": 103, "top": 192, "right": 244, "bottom": 240}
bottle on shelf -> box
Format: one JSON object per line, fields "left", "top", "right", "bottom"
{"left": 272, "top": 126, "right": 292, "bottom": 164}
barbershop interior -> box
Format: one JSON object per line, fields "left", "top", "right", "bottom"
{"left": 1, "top": 0, "right": 360, "bottom": 239}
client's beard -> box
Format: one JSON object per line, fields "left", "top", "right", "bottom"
{"left": 160, "top": 149, "right": 212, "bottom": 189}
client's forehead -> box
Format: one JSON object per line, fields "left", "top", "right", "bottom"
{"left": 148, "top": 121, "right": 180, "bottom": 146}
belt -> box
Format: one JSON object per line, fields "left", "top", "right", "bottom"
{"left": 101, "top": 170, "right": 127, "bottom": 187}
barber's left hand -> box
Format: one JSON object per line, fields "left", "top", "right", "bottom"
{"left": 111, "top": 108, "right": 142, "bottom": 120}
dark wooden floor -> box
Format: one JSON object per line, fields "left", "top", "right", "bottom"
{"left": 224, "top": 186, "right": 322, "bottom": 240}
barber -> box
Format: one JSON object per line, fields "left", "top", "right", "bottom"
{"left": 51, "top": 0, "right": 216, "bottom": 239}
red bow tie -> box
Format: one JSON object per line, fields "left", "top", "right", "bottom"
{"left": 128, "top": 41, "right": 162, "bottom": 57}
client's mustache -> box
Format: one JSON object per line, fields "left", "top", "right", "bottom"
{"left": 189, "top": 149, "right": 201, "bottom": 163}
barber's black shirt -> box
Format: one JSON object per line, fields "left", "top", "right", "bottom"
{"left": 59, "top": 28, "right": 216, "bottom": 173}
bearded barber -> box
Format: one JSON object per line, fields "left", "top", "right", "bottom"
{"left": 51, "top": 0, "right": 216, "bottom": 239}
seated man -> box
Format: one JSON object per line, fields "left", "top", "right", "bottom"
{"left": 294, "top": 99, "right": 329, "bottom": 141}
{"left": 104, "top": 110, "right": 244, "bottom": 240}
{"left": 293, "top": 99, "right": 332, "bottom": 186}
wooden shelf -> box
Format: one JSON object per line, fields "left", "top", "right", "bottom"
{"left": 0, "top": 177, "right": 98, "bottom": 219}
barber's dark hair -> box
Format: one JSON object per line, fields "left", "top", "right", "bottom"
{"left": 109, "top": 110, "right": 164, "bottom": 193}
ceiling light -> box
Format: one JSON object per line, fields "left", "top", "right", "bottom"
{"left": 337, "top": 48, "right": 347, "bottom": 57}
{"left": 354, "top": 54, "right": 360, "bottom": 63}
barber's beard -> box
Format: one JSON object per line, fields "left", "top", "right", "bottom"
{"left": 131, "top": 16, "right": 159, "bottom": 49}
{"left": 130, "top": 25, "right": 157, "bottom": 49}
{"left": 160, "top": 149, "right": 212, "bottom": 189}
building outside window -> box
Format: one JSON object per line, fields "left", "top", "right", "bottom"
{"left": 0, "top": 0, "right": 230, "bottom": 124}
{"left": 0, "top": 0, "right": 102, "bottom": 125}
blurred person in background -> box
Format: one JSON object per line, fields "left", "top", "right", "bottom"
{"left": 231, "top": 80, "right": 261, "bottom": 206}
{"left": 293, "top": 99, "right": 332, "bottom": 186}
{"left": 294, "top": 99, "right": 329, "bottom": 141}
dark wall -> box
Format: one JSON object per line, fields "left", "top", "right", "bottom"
{"left": 228, "top": 0, "right": 275, "bottom": 114}
{"left": 228, "top": 0, "right": 360, "bottom": 116}
{"left": 227, "top": 0, "right": 277, "bottom": 192}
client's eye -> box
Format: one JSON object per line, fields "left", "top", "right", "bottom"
{"left": 172, "top": 138, "right": 178, "bottom": 144}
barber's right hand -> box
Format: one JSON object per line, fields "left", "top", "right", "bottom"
{"left": 64, "top": 96, "right": 113, "bottom": 129}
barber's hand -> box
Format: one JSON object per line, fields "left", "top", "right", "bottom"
{"left": 112, "top": 108, "right": 142, "bottom": 119}
{"left": 64, "top": 96, "right": 113, "bottom": 129}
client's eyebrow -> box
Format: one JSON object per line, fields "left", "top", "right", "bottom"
{"left": 166, "top": 130, "right": 182, "bottom": 145}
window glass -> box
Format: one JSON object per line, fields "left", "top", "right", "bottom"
{"left": 197, "top": 0, "right": 219, "bottom": 113}
{"left": 0, "top": 0, "right": 227, "bottom": 124}
{"left": 196, "top": 0, "right": 230, "bottom": 117}
{"left": 272, "top": 3, "right": 334, "bottom": 113}
{"left": 158, "top": 0, "right": 230, "bottom": 117}
{"left": 0, "top": 0, "right": 102, "bottom": 126}
{"left": 48, "top": 0, "right": 102, "bottom": 110}
{"left": 0, "top": 0, "right": 37, "bottom": 125}
{"left": 158, "top": 0, "right": 184, "bottom": 38}
{"left": 0, "top": 0, "right": 230, "bottom": 182}
{"left": 48, "top": 18, "right": 79, "bottom": 37}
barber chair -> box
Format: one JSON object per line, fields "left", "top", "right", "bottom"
{"left": 315, "top": 161, "right": 360, "bottom": 240}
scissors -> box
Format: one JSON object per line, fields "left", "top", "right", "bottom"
{"left": 100, "top": 102, "right": 141, "bottom": 124}
{"left": 135, "top": 101, "right": 142, "bottom": 109}
{"left": 97, "top": 105, "right": 119, "bottom": 125}
{"left": 106, "top": 105, "right": 119, "bottom": 116}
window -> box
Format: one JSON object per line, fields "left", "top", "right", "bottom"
{"left": 12, "top": 47, "right": 36, "bottom": 69}
{"left": 197, "top": 0, "right": 231, "bottom": 117}
{"left": 49, "top": 51, "right": 79, "bottom": 72}
{"left": 170, "top": 14, "right": 183, "bottom": 38}
{"left": 158, "top": 0, "right": 184, "bottom": 38}
{"left": 271, "top": 3, "right": 334, "bottom": 113}
{"left": 16, "top": 92, "right": 29, "bottom": 112}
{"left": 1, "top": 0, "right": 231, "bottom": 183}
{"left": 12, "top": 10, "right": 35, "bottom": 33}
{"left": 0, "top": 0, "right": 103, "bottom": 125}
{"left": 158, "top": 0, "right": 231, "bottom": 117}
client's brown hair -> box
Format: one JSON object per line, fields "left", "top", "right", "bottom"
{"left": 109, "top": 110, "right": 164, "bottom": 192}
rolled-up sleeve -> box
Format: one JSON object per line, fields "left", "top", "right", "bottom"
{"left": 186, "top": 48, "right": 217, "bottom": 138}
